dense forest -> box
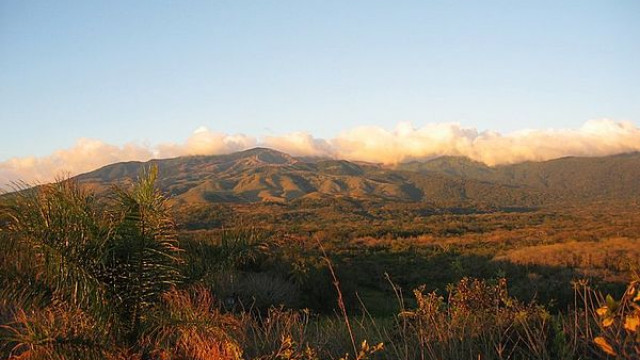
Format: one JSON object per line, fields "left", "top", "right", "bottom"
{"left": 1, "top": 164, "right": 639, "bottom": 359}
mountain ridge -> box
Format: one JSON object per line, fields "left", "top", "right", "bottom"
{"left": 72, "top": 148, "right": 640, "bottom": 207}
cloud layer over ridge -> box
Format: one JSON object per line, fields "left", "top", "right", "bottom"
{"left": 2, "top": 119, "right": 640, "bottom": 185}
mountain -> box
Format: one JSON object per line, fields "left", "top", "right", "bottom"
{"left": 74, "top": 148, "right": 640, "bottom": 207}
{"left": 75, "top": 148, "right": 539, "bottom": 206}
{"left": 397, "top": 152, "right": 640, "bottom": 201}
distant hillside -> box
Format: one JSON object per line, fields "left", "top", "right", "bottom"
{"left": 74, "top": 148, "right": 640, "bottom": 207}
{"left": 398, "top": 152, "right": 640, "bottom": 201}
{"left": 75, "top": 148, "right": 540, "bottom": 207}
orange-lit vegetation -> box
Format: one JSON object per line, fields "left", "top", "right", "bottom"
{"left": 1, "top": 168, "right": 639, "bottom": 359}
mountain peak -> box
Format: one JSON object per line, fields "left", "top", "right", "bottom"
{"left": 229, "top": 147, "right": 297, "bottom": 165}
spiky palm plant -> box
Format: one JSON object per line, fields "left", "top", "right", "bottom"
{"left": 105, "top": 165, "right": 183, "bottom": 342}
{"left": 0, "top": 166, "right": 183, "bottom": 358}
{"left": 0, "top": 179, "right": 114, "bottom": 358}
{"left": 0, "top": 179, "right": 109, "bottom": 314}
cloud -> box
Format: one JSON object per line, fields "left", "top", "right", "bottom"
{"left": 0, "top": 139, "right": 154, "bottom": 186}
{"left": 0, "top": 128, "right": 257, "bottom": 186}
{"left": 331, "top": 122, "right": 479, "bottom": 164}
{"left": 330, "top": 119, "right": 640, "bottom": 166}
{"left": 468, "top": 120, "right": 640, "bottom": 165}
{"left": 2, "top": 119, "right": 640, "bottom": 185}
{"left": 263, "top": 132, "right": 334, "bottom": 158}
{"left": 156, "top": 127, "right": 257, "bottom": 158}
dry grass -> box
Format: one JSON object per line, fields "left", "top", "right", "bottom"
{"left": 143, "top": 286, "right": 244, "bottom": 360}
{"left": 0, "top": 303, "right": 121, "bottom": 360}
{"left": 496, "top": 238, "right": 640, "bottom": 281}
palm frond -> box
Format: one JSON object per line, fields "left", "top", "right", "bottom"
{"left": 105, "top": 165, "right": 183, "bottom": 337}
{"left": 0, "top": 180, "right": 112, "bottom": 323}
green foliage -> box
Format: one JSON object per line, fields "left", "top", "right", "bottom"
{"left": 106, "top": 165, "right": 183, "bottom": 339}
{"left": 0, "top": 167, "right": 183, "bottom": 358}
{"left": 0, "top": 179, "right": 110, "bottom": 323}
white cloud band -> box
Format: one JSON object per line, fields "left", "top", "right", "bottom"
{"left": 2, "top": 119, "right": 639, "bottom": 185}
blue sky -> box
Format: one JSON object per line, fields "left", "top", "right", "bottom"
{"left": 1, "top": 1, "right": 639, "bottom": 167}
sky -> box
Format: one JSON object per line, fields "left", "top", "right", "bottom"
{"left": 1, "top": 1, "right": 640, "bottom": 183}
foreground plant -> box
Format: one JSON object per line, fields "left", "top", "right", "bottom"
{"left": 106, "top": 165, "right": 183, "bottom": 342}
{"left": 143, "top": 286, "right": 243, "bottom": 360}
{"left": 592, "top": 278, "right": 640, "bottom": 359}
{"left": 0, "top": 167, "right": 185, "bottom": 359}
{"left": 392, "top": 278, "right": 551, "bottom": 360}
{"left": 0, "top": 304, "right": 115, "bottom": 360}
